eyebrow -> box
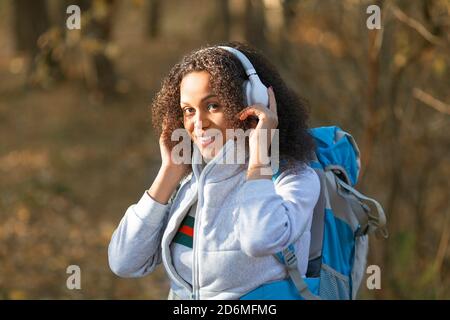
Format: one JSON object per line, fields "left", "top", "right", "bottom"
{"left": 180, "top": 94, "right": 217, "bottom": 106}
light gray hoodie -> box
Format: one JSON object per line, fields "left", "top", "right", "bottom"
{"left": 108, "top": 139, "right": 320, "bottom": 299}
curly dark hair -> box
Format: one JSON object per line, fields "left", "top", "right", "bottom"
{"left": 150, "top": 41, "right": 315, "bottom": 172}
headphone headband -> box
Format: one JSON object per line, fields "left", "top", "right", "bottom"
{"left": 218, "top": 46, "right": 257, "bottom": 77}
{"left": 216, "top": 46, "right": 269, "bottom": 108}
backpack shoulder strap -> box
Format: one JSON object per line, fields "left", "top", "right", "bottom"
{"left": 274, "top": 245, "right": 321, "bottom": 300}
{"left": 271, "top": 164, "right": 321, "bottom": 300}
{"left": 336, "top": 178, "right": 388, "bottom": 238}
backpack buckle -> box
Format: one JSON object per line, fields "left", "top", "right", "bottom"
{"left": 282, "top": 245, "right": 297, "bottom": 268}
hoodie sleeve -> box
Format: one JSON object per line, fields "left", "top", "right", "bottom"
{"left": 108, "top": 191, "right": 172, "bottom": 278}
{"left": 237, "top": 165, "right": 320, "bottom": 257}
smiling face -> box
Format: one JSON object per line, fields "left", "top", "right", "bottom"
{"left": 180, "top": 71, "right": 232, "bottom": 161}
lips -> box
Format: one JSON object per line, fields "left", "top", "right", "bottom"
{"left": 196, "top": 135, "right": 215, "bottom": 147}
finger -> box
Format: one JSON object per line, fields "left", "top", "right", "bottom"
{"left": 238, "top": 105, "right": 266, "bottom": 120}
{"left": 239, "top": 109, "right": 261, "bottom": 121}
{"left": 268, "top": 87, "right": 277, "bottom": 115}
{"left": 236, "top": 106, "right": 255, "bottom": 118}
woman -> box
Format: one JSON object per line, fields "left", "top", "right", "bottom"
{"left": 108, "top": 42, "right": 321, "bottom": 300}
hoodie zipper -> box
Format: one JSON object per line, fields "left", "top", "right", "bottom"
{"left": 190, "top": 140, "right": 235, "bottom": 299}
{"left": 192, "top": 172, "right": 207, "bottom": 300}
{"left": 191, "top": 150, "right": 225, "bottom": 300}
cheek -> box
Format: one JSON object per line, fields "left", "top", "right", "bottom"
{"left": 215, "top": 112, "right": 230, "bottom": 129}
{"left": 183, "top": 118, "right": 195, "bottom": 136}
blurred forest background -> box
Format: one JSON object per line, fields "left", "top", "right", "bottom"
{"left": 0, "top": 0, "right": 448, "bottom": 299}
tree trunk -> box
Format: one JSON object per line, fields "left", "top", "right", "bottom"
{"left": 73, "top": 0, "right": 118, "bottom": 98}
{"left": 281, "top": 0, "right": 297, "bottom": 41}
{"left": 217, "top": 0, "right": 231, "bottom": 40}
{"left": 244, "top": 0, "right": 267, "bottom": 49}
{"left": 12, "top": 0, "right": 50, "bottom": 56}
{"left": 147, "top": 0, "right": 161, "bottom": 39}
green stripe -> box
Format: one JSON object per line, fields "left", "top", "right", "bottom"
{"left": 173, "top": 232, "right": 193, "bottom": 248}
{"left": 182, "top": 215, "right": 195, "bottom": 228}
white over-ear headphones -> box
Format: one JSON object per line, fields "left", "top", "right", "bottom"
{"left": 218, "top": 46, "right": 269, "bottom": 108}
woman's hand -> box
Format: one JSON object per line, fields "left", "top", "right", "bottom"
{"left": 159, "top": 134, "right": 190, "bottom": 178}
{"left": 147, "top": 127, "right": 190, "bottom": 205}
{"left": 237, "top": 87, "right": 278, "bottom": 179}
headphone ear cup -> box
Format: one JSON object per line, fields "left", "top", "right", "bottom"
{"left": 247, "top": 75, "right": 269, "bottom": 108}
{"left": 243, "top": 80, "right": 252, "bottom": 106}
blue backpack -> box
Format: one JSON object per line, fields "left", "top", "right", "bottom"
{"left": 242, "top": 126, "right": 388, "bottom": 300}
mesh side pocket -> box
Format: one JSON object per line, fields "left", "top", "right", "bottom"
{"left": 319, "top": 264, "right": 351, "bottom": 300}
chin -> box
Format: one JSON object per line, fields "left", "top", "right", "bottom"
{"left": 199, "top": 148, "right": 215, "bottom": 160}
{"left": 196, "top": 140, "right": 222, "bottom": 160}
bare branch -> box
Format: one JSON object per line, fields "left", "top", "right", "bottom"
{"left": 433, "top": 210, "right": 449, "bottom": 276}
{"left": 390, "top": 5, "right": 445, "bottom": 47}
{"left": 413, "top": 88, "right": 450, "bottom": 115}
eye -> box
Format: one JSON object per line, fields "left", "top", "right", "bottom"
{"left": 207, "top": 103, "right": 219, "bottom": 111}
{"left": 183, "top": 107, "right": 195, "bottom": 115}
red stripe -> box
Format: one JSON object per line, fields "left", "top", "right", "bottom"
{"left": 179, "top": 225, "right": 193, "bottom": 237}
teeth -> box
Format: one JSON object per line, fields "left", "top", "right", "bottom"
{"left": 198, "top": 136, "right": 213, "bottom": 143}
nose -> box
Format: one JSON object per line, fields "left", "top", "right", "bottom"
{"left": 193, "top": 110, "right": 210, "bottom": 134}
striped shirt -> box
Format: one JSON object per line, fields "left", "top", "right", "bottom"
{"left": 170, "top": 201, "right": 197, "bottom": 284}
